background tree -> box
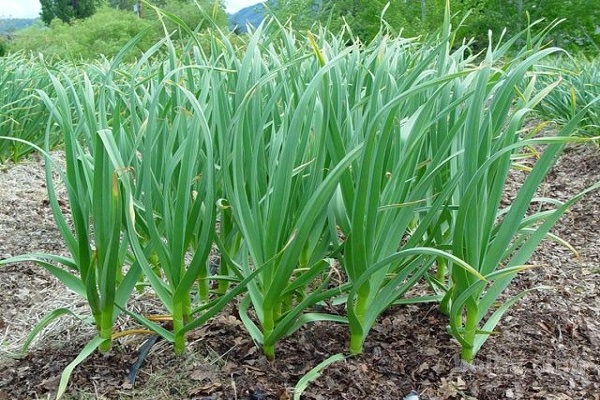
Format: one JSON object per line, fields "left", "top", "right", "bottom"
{"left": 268, "top": 0, "right": 399, "bottom": 42}
{"left": 108, "top": 0, "right": 135, "bottom": 8}
{"left": 267, "top": 0, "right": 316, "bottom": 30}
{"left": 142, "top": 0, "right": 228, "bottom": 35}
{"left": 40, "top": 0, "right": 97, "bottom": 25}
{"left": 318, "top": 0, "right": 387, "bottom": 41}
{"left": 269, "top": 0, "right": 598, "bottom": 52}
{"left": 16, "top": 6, "right": 154, "bottom": 59}
{"left": 13, "top": 1, "right": 228, "bottom": 60}
{"left": 268, "top": 0, "right": 446, "bottom": 43}
{"left": 454, "top": 0, "right": 599, "bottom": 51}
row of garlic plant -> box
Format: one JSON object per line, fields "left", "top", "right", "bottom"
{"left": 2, "top": 44, "right": 148, "bottom": 358}
{"left": 535, "top": 53, "right": 600, "bottom": 140}
{"left": 433, "top": 22, "right": 599, "bottom": 361}
{"left": 2, "top": 7, "right": 598, "bottom": 394}
{"left": 0, "top": 52, "right": 63, "bottom": 162}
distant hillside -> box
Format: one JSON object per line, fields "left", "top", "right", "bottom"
{"left": 0, "top": 18, "right": 38, "bottom": 34}
{"left": 229, "top": 2, "right": 266, "bottom": 33}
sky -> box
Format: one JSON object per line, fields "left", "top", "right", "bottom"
{"left": 0, "top": 0, "right": 261, "bottom": 19}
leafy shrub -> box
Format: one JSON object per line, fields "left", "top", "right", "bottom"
{"left": 10, "top": 7, "right": 155, "bottom": 61}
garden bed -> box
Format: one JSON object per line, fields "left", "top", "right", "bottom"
{"left": 1, "top": 143, "right": 599, "bottom": 399}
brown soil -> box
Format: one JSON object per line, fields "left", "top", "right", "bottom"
{"left": 0, "top": 144, "right": 599, "bottom": 400}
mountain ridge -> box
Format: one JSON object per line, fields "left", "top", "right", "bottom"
{"left": 0, "top": 18, "right": 38, "bottom": 34}
{"left": 228, "top": 2, "right": 266, "bottom": 33}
